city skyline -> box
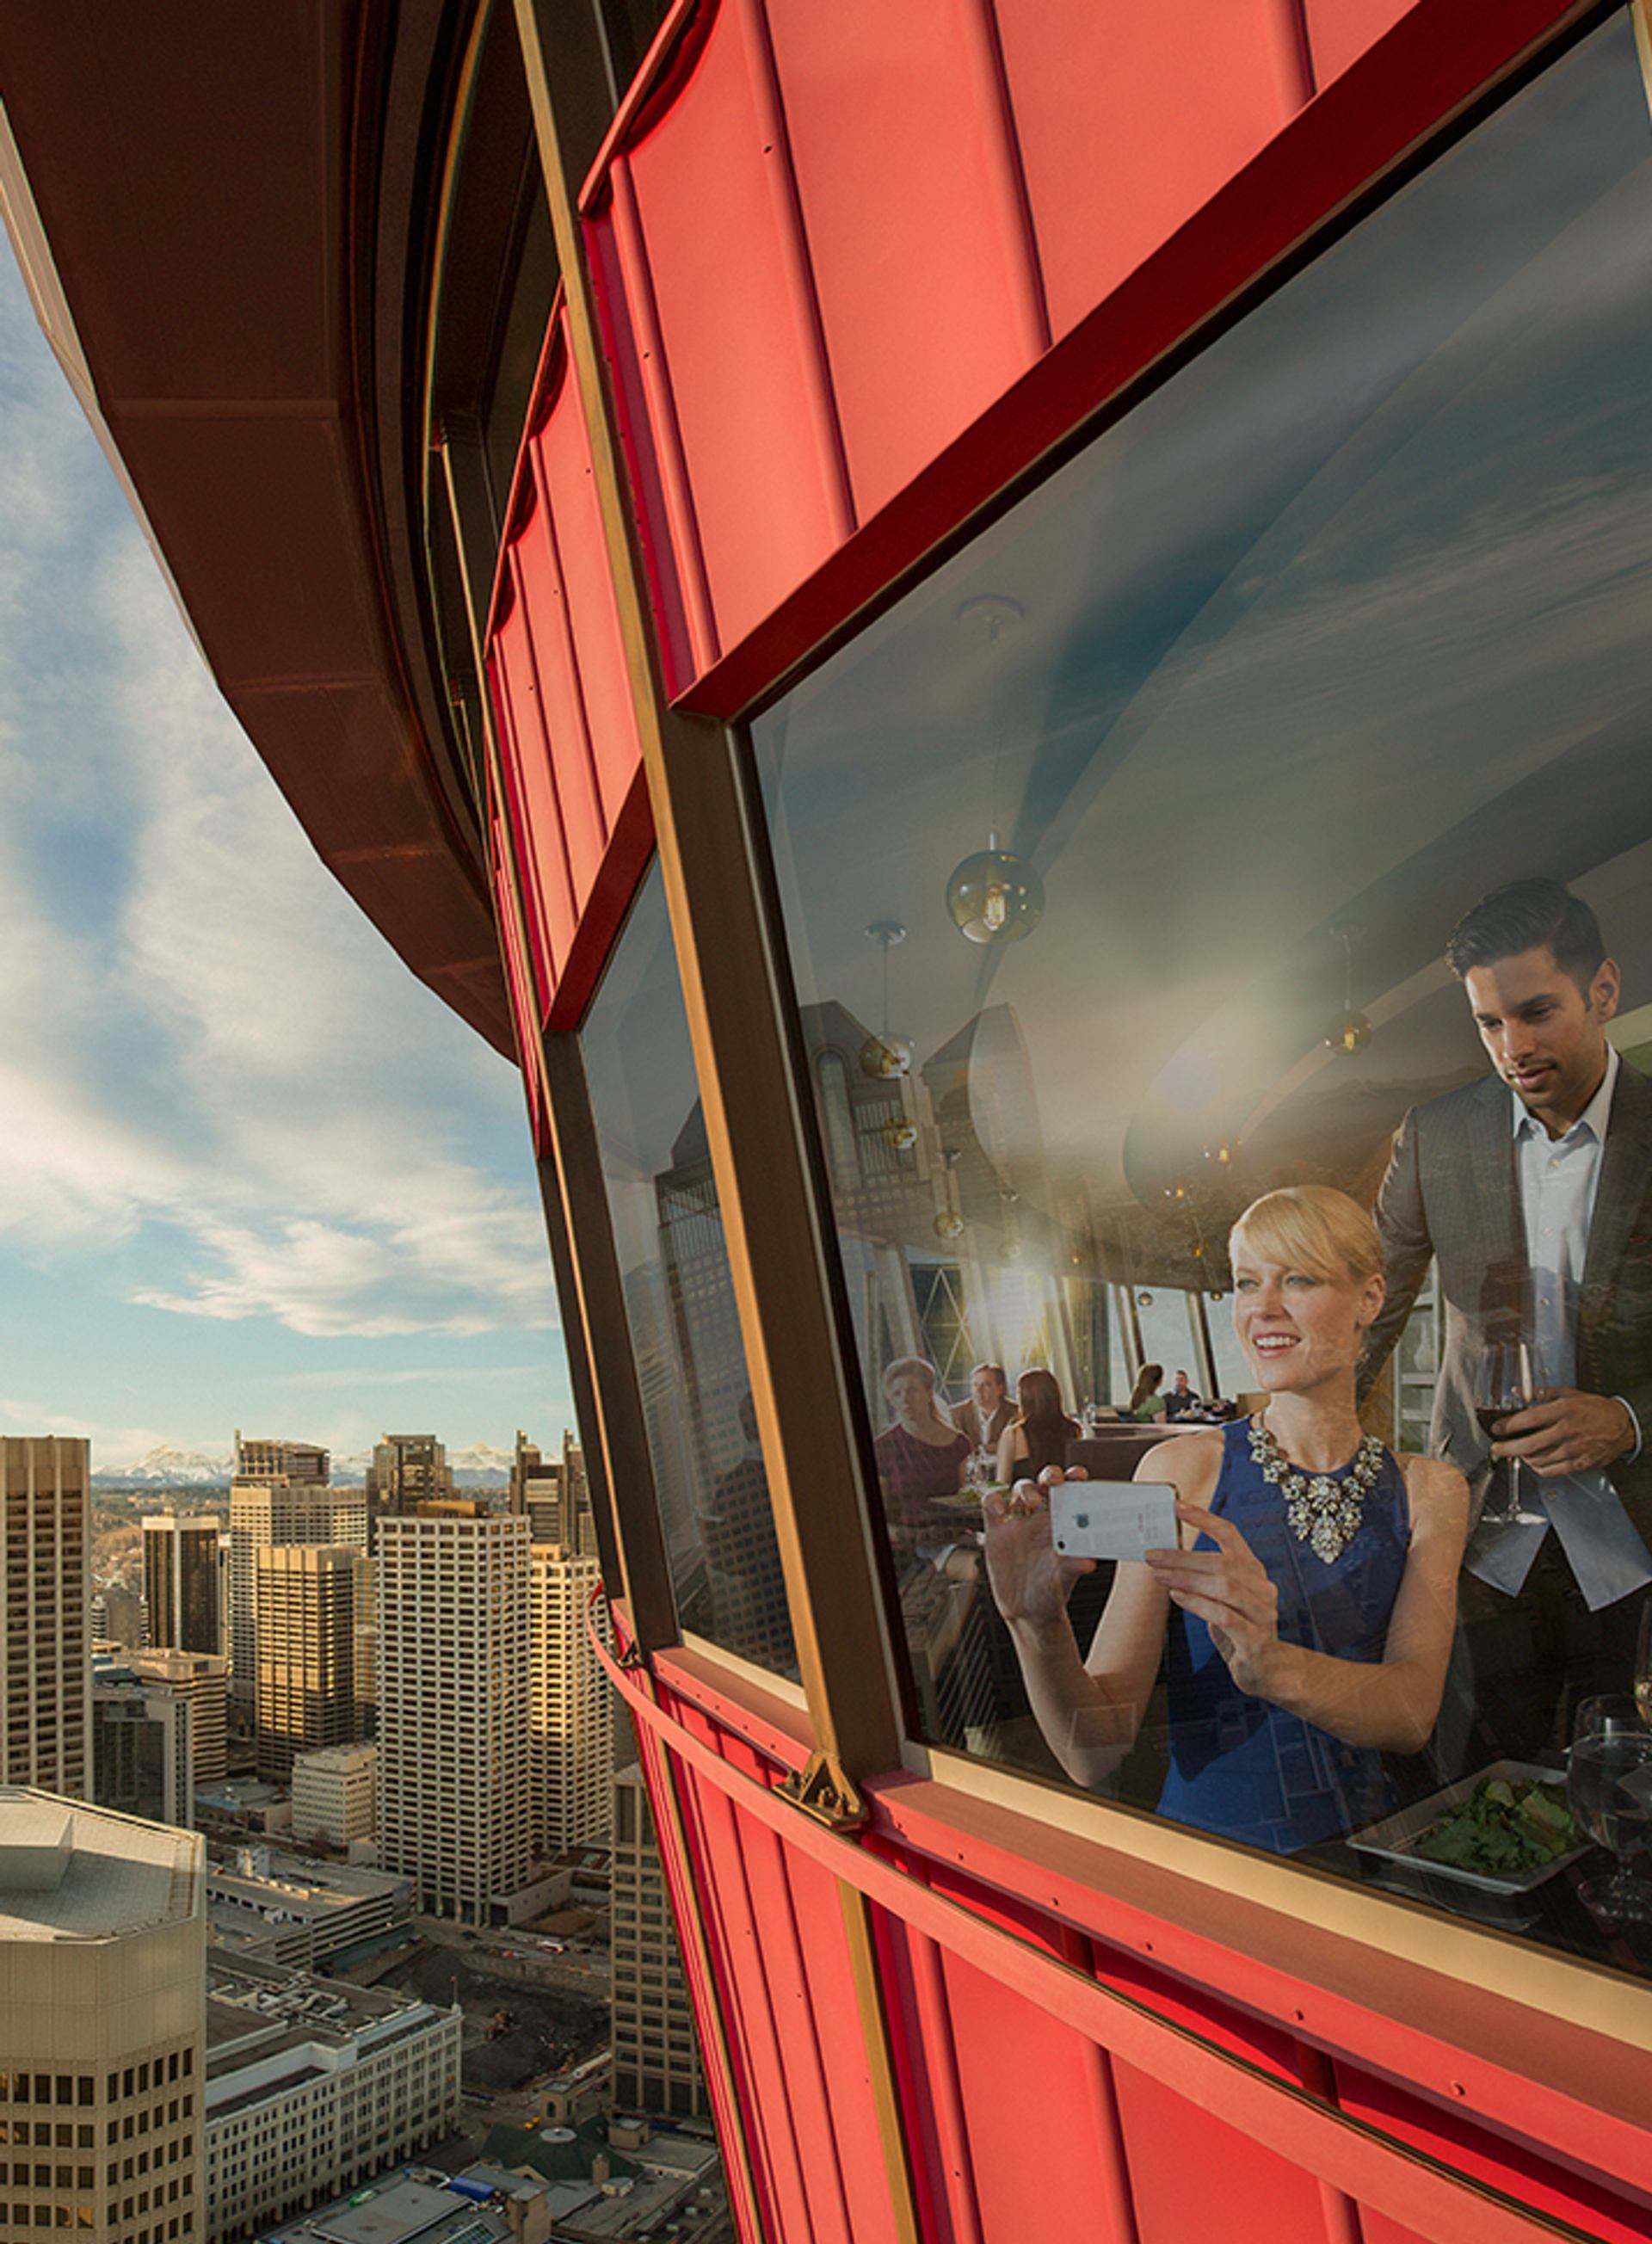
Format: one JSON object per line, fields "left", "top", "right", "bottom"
{"left": 0, "top": 244, "right": 574, "bottom": 1469}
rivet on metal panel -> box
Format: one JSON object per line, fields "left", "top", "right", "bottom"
{"left": 778, "top": 1749, "right": 867, "bottom": 1832}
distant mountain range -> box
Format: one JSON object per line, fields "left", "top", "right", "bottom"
{"left": 93, "top": 1442, "right": 515, "bottom": 1490}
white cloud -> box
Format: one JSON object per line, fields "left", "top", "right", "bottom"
{"left": 0, "top": 262, "right": 558, "bottom": 1347}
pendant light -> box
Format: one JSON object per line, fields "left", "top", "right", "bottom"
{"left": 859, "top": 920, "right": 914, "bottom": 1081}
{"left": 945, "top": 596, "right": 1045, "bottom": 946}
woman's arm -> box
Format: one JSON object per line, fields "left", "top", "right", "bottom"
{"left": 994, "top": 1427, "right": 1020, "bottom": 1484}
{"left": 983, "top": 1437, "right": 1217, "bottom": 1787}
{"left": 1148, "top": 1456, "right": 1469, "bottom": 1753}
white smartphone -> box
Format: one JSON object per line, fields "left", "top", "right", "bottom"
{"left": 1050, "top": 1480, "right": 1179, "bottom": 1564}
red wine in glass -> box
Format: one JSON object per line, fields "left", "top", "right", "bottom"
{"left": 1476, "top": 1339, "right": 1544, "bottom": 1526}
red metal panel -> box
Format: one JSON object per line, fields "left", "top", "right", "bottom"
{"left": 994, "top": 0, "right": 1309, "bottom": 342}
{"left": 533, "top": 323, "right": 646, "bottom": 831}
{"left": 939, "top": 1940, "right": 1140, "bottom": 2243}
{"left": 1332, "top": 2063, "right": 1652, "bottom": 2244}
{"left": 509, "top": 459, "right": 608, "bottom": 916}
{"left": 1306, "top": 0, "right": 1418, "bottom": 84}
{"left": 583, "top": 200, "right": 700, "bottom": 696}
{"left": 761, "top": 0, "right": 1042, "bottom": 521}
{"left": 619, "top": 0, "right": 851, "bottom": 652}
{"left": 1111, "top": 2058, "right": 1335, "bottom": 2243}
{"left": 488, "top": 586, "right": 576, "bottom": 989}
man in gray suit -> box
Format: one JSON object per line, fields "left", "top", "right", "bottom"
{"left": 1364, "top": 879, "right": 1652, "bottom": 1764}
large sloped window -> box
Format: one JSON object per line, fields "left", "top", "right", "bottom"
{"left": 749, "top": 12, "right": 1652, "bottom": 1973}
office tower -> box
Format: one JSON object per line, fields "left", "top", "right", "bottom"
{"left": 364, "top": 1433, "right": 453, "bottom": 1542}
{"left": 90, "top": 1584, "right": 145, "bottom": 1650}
{"left": 92, "top": 1672, "right": 192, "bottom": 1826}
{"left": 0, "top": 1791, "right": 206, "bottom": 2244}
{"left": 528, "top": 1543, "right": 612, "bottom": 1856}
{"left": 377, "top": 1512, "right": 531, "bottom": 1923}
{"left": 609, "top": 1765, "right": 704, "bottom": 2118}
{"left": 254, "top": 1546, "right": 367, "bottom": 1782}
{"left": 2, "top": 1437, "right": 91, "bottom": 1798}
{"left": 233, "top": 1433, "right": 328, "bottom": 1484}
{"left": 227, "top": 1466, "right": 365, "bottom": 1709}
{"left": 290, "top": 1743, "right": 379, "bottom": 1851}
{"left": 512, "top": 1429, "right": 598, "bottom": 1558}
{"left": 128, "top": 1649, "right": 230, "bottom": 1783}
{"left": 142, "top": 1513, "right": 222, "bottom": 1654}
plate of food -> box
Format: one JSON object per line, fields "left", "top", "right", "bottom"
{"left": 1347, "top": 1761, "right": 1590, "bottom": 1895}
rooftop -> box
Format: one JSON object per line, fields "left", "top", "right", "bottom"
{"left": 0, "top": 1790, "right": 200, "bottom": 1939}
{"left": 256, "top": 2171, "right": 546, "bottom": 2244}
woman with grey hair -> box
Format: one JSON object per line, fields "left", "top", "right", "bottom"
{"left": 873, "top": 1355, "right": 970, "bottom": 1547}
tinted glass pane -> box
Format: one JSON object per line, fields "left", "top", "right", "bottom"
{"left": 751, "top": 15, "right": 1652, "bottom": 1968}
{"left": 583, "top": 864, "right": 798, "bottom": 1678}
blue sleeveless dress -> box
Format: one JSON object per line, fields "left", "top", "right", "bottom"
{"left": 1156, "top": 1417, "right": 1411, "bottom": 1855}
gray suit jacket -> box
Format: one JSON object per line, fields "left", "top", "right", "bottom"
{"left": 1363, "top": 1061, "right": 1652, "bottom": 1538}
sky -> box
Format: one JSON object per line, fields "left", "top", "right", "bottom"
{"left": 0, "top": 244, "right": 573, "bottom": 1469}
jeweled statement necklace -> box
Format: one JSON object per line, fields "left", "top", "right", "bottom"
{"left": 1247, "top": 1415, "right": 1384, "bottom": 1564}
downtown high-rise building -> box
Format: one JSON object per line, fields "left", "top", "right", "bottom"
{"left": 510, "top": 1429, "right": 597, "bottom": 1558}
{"left": 377, "top": 1512, "right": 531, "bottom": 1923}
{"left": 528, "top": 1543, "right": 613, "bottom": 1857}
{"left": 233, "top": 1434, "right": 328, "bottom": 1485}
{"left": 126, "top": 1651, "right": 230, "bottom": 1784}
{"left": 3, "top": 1437, "right": 91, "bottom": 1799}
{"left": 609, "top": 1764, "right": 705, "bottom": 2119}
{"left": 364, "top": 1434, "right": 453, "bottom": 1544}
{"left": 0, "top": 1791, "right": 206, "bottom": 2243}
{"left": 141, "top": 1513, "right": 221, "bottom": 1655}
{"left": 253, "top": 1545, "right": 368, "bottom": 1782}
{"left": 227, "top": 1464, "right": 366, "bottom": 1708}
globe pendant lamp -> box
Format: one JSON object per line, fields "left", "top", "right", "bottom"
{"left": 860, "top": 920, "right": 914, "bottom": 1081}
{"left": 946, "top": 593, "right": 1045, "bottom": 946}
{"left": 946, "top": 832, "right": 1045, "bottom": 946}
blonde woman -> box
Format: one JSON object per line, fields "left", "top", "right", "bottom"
{"left": 984, "top": 1187, "right": 1469, "bottom": 1853}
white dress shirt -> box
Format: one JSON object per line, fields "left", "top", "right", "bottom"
{"left": 1467, "top": 1045, "right": 1652, "bottom": 1607}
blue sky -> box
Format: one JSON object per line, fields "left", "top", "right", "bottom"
{"left": 0, "top": 245, "right": 572, "bottom": 1467}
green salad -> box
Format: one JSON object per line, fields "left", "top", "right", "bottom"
{"left": 1408, "top": 1775, "right": 1581, "bottom": 1877}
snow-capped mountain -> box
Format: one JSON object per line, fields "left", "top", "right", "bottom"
{"left": 93, "top": 1439, "right": 517, "bottom": 1489}
{"left": 449, "top": 1444, "right": 512, "bottom": 1488}
{"left": 93, "top": 1446, "right": 232, "bottom": 1487}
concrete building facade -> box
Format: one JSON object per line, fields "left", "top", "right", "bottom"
{"left": 0, "top": 1791, "right": 206, "bottom": 2244}
{"left": 290, "top": 1743, "right": 378, "bottom": 1853}
{"left": 226, "top": 1481, "right": 365, "bottom": 1710}
{"left": 3, "top": 1437, "right": 91, "bottom": 1800}
{"left": 608, "top": 1767, "right": 704, "bottom": 2120}
{"left": 377, "top": 1513, "right": 532, "bottom": 1923}
{"left": 203, "top": 1953, "right": 459, "bottom": 2244}
{"left": 527, "top": 1546, "right": 612, "bottom": 1859}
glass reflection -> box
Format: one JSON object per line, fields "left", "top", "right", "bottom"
{"left": 582, "top": 865, "right": 798, "bottom": 1678}
{"left": 750, "top": 13, "right": 1652, "bottom": 1963}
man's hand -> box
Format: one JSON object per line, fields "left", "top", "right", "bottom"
{"left": 1490, "top": 1389, "right": 1637, "bottom": 1476}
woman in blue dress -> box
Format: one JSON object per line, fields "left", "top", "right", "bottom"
{"left": 983, "top": 1187, "right": 1470, "bottom": 1854}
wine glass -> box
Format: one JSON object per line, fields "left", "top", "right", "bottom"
{"left": 1476, "top": 1338, "right": 1545, "bottom": 1526}
{"left": 1569, "top": 1696, "right": 1652, "bottom": 1922}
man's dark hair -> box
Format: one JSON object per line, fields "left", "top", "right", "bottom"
{"left": 1445, "top": 878, "right": 1606, "bottom": 994}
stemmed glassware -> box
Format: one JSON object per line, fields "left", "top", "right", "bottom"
{"left": 1475, "top": 1338, "right": 1547, "bottom": 1526}
{"left": 1569, "top": 1696, "right": 1652, "bottom": 1923}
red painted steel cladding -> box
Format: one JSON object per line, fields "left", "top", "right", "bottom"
{"left": 491, "top": 0, "right": 1594, "bottom": 1017}
{"left": 477, "top": 6, "right": 1652, "bottom": 2236}
{"left": 486, "top": 311, "right": 647, "bottom": 1017}
{"left": 600, "top": 1628, "right": 1652, "bottom": 2243}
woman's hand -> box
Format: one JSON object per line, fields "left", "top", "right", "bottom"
{"left": 983, "top": 1465, "right": 1094, "bottom": 1628}
{"left": 1144, "top": 1501, "right": 1282, "bottom": 1698}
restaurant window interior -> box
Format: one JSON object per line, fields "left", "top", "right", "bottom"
{"left": 749, "top": 10, "right": 1652, "bottom": 1972}
{"left": 583, "top": 864, "right": 800, "bottom": 1682}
